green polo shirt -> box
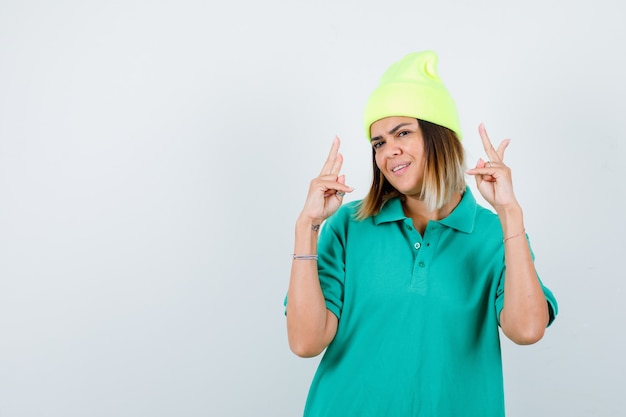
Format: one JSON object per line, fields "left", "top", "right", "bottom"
{"left": 299, "top": 187, "right": 557, "bottom": 417}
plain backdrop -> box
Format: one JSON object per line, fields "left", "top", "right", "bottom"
{"left": 0, "top": 1, "right": 624, "bottom": 416}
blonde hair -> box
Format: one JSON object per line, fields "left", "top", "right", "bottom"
{"left": 356, "top": 119, "right": 466, "bottom": 220}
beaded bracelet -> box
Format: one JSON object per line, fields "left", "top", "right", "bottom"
{"left": 292, "top": 254, "right": 318, "bottom": 261}
{"left": 503, "top": 229, "right": 526, "bottom": 243}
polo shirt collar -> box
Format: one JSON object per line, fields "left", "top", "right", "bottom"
{"left": 438, "top": 186, "right": 476, "bottom": 234}
{"left": 373, "top": 197, "right": 405, "bottom": 225}
{"left": 373, "top": 186, "right": 477, "bottom": 234}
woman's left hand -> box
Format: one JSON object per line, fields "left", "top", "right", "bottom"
{"left": 466, "top": 123, "right": 519, "bottom": 213}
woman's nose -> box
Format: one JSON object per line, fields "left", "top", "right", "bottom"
{"left": 384, "top": 139, "right": 401, "bottom": 158}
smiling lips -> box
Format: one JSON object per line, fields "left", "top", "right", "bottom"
{"left": 391, "top": 162, "right": 410, "bottom": 174}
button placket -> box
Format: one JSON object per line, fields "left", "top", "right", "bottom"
{"left": 402, "top": 219, "right": 424, "bottom": 268}
{"left": 409, "top": 222, "right": 443, "bottom": 293}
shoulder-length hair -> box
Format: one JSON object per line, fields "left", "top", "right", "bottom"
{"left": 355, "top": 119, "right": 466, "bottom": 220}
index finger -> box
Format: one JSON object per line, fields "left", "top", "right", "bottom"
{"left": 319, "top": 136, "right": 343, "bottom": 176}
{"left": 478, "top": 123, "right": 502, "bottom": 163}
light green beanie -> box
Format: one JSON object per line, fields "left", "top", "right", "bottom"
{"left": 363, "top": 50, "right": 462, "bottom": 140}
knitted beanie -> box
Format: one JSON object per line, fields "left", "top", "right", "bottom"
{"left": 363, "top": 50, "right": 462, "bottom": 140}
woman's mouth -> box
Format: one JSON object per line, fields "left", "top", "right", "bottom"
{"left": 391, "top": 163, "right": 410, "bottom": 174}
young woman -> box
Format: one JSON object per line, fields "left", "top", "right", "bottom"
{"left": 285, "top": 50, "right": 557, "bottom": 417}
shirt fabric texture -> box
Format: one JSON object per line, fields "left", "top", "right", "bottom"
{"left": 289, "top": 187, "right": 557, "bottom": 417}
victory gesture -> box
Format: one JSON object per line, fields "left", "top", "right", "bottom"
{"left": 466, "top": 123, "right": 519, "bottom": 213}
{"left": 300, "top": 136, "right": 354, "bottom": 226}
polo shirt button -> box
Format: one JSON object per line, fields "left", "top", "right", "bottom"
{"left": 414, "top": 242, "right": 421, "bottom": 250}
{"left": 405, "top": 225, "right": 412, "bottom": 231}
{"left": 418, "top": 261, "right": 425, "bottom": 267}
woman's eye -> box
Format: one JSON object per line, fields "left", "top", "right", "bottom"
{"left": 398, "top": 130, "right": 409, "bottom": 137}
{"left": 372, "top": 141, "right": 384, "bottom": 149}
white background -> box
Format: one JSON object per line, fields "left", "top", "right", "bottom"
{"left": 0, "top": 1, "right": 624, "bottom": 416}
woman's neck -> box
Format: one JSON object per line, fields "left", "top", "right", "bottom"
{"left": 402, "top": 192, "right": 462, "bottom": 235}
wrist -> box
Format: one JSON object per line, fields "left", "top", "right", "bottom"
{"left": 497, "top": 204, "right": 525, "bottom": 236}
{"left": 294, "top": 217, "right": 322, "bottom": 254}
{"left": 296, "top": 216, "right": 323, "bottom": 232}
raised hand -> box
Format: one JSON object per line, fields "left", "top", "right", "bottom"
{"left": 465, "top": 124, "right": 519, "bottom": 213}
{"left": 300, "top": 136, "right": 354, "bottom": 225}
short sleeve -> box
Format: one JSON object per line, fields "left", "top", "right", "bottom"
{"left": 283, "top": 207, "right": 351, "bottom": 319}
{"left": 316, "top": 215, "right": 348, "bottom": 319}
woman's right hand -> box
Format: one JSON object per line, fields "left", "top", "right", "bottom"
{"left": 299, "top": 136, "right": 354, "bottom": 225}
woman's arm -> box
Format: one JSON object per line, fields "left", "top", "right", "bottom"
{"left": 466, "top": 124, "right": 549, "bottom": 345}
{"left": 496, "top": 205, "right": 549, "bottom": 344}
{"left": 286, "top": 218, "right": 339, "bottom": 357}
{"left": 286, "top": 137, "right": 352, "bottom": 357}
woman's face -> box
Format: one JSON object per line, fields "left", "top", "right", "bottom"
{"left": 370, "top": 116, "right": 426, "bottom": 196}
